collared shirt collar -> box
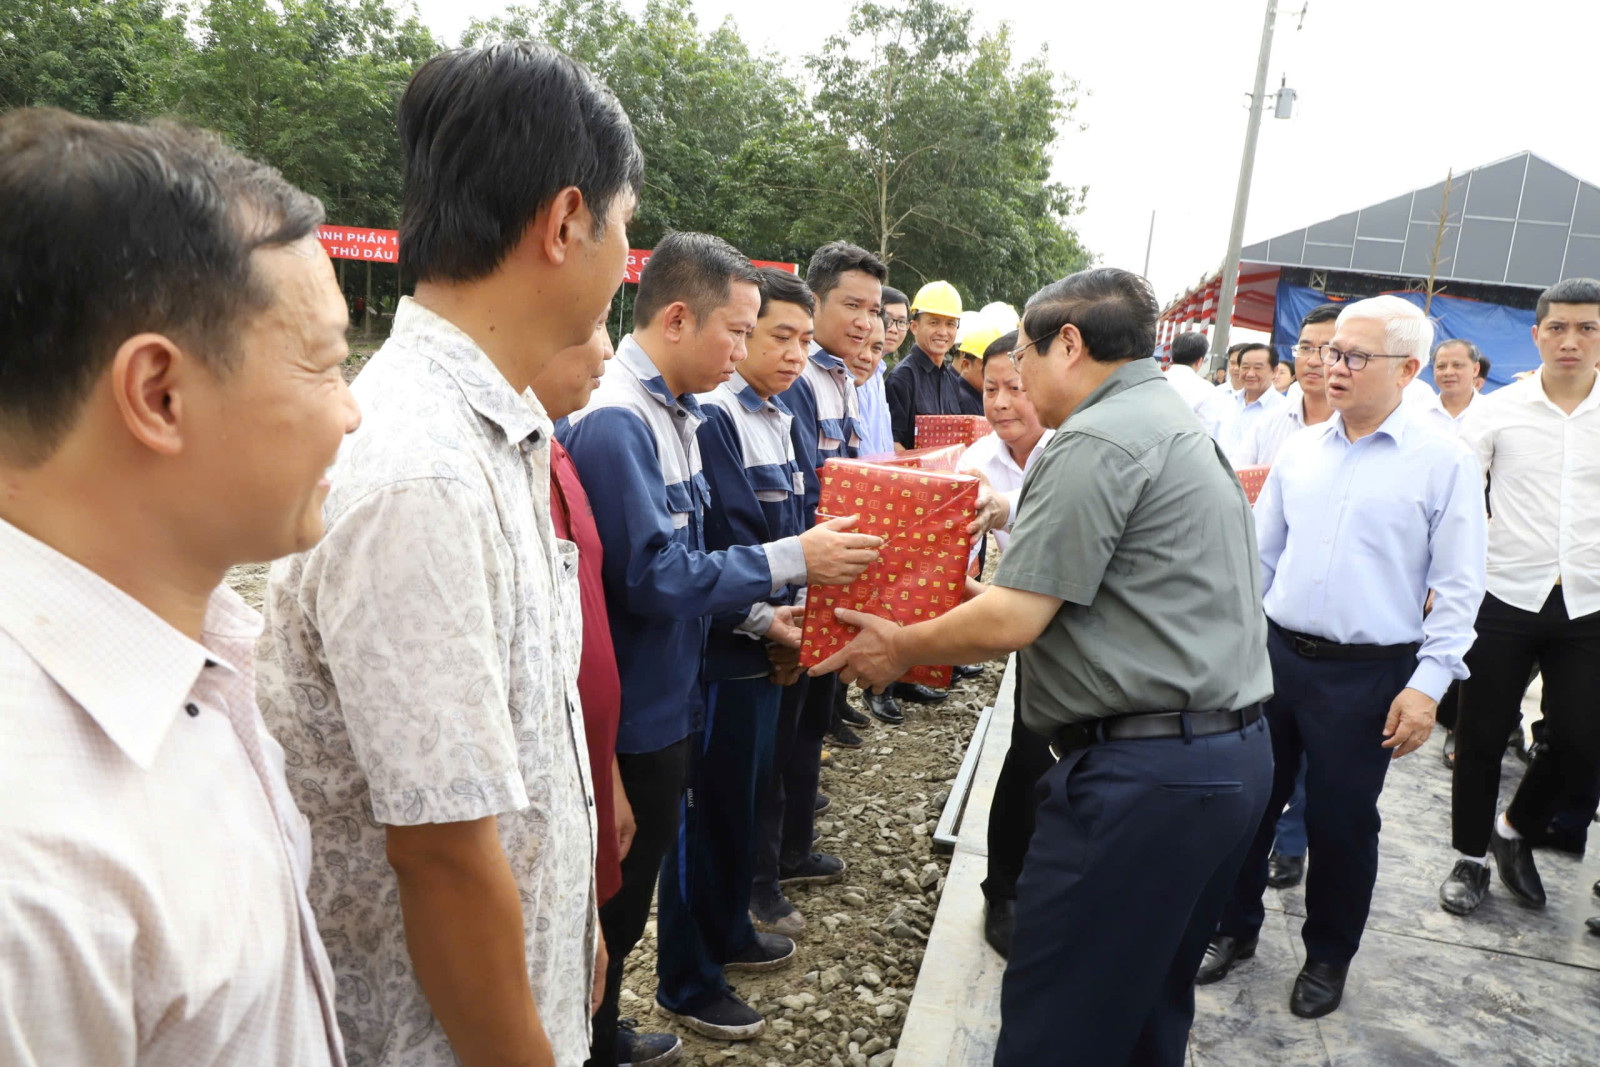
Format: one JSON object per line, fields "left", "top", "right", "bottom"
{"left": 0, "top": 517, "right": 259, "bottom": 770}
{"left": 1331, "top": 396, "right": 1414, "bottom": 446}
{"left": 1526, "top": 366, "right": 1600, "bottom": 416}
{"left": 729, "top": 370, "right": 771, "bottom": 414}
{"left": 619, "top": 334, "right": 704, "bottom": 419}
{"left": 390, "top": 297, "right": 546, "bottom": 444}
{"left": 1071, "top": 357, "right": 1166, "bottom": 418}
{"left": 809, "top": 341, "right": 847, "bottom": 373}
{"left": 904, "top": 344, "right": 943, "bottom": 375}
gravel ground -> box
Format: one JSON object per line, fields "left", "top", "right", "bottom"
{"left": 619, "top": 667, "right": 1000, "bottom": 1067}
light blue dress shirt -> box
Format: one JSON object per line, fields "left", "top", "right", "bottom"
{"left": 1254, "top": 400, "right": 1487, "bottom": 701}
{"left": 856, "top": 361, "right": 895, "bottom": 457}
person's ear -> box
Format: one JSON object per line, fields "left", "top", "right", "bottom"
{"left": 1058, "top": 323, "right": 1085, "bottom": 365}
{"left": 110, "top": 333, "right": 193, "bottom": 457}
{"left": 661, "top": 301, "right": 692, "bottom": 343}
{"left": 534, "top": 186, "right": 588, "bottom": 268}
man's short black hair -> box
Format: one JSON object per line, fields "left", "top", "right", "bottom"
{"left": 1169, "top": 332, "right": 1208, "bottom": 366}
{"left": 0, "top": 108, "right": 324, "bottom": 466}
{"left": 398, "top": 41, "right": 644, "bottom": 284}
{"left": 881, "top": 285, "right": 909, "bottom": 310}
{"left": 1022, "top": 267, "right": 1159, "bottom": 364}
{"left": 1477, "top": 355, "right": 1492, "bottom": 378}
{"left": 805, "top": 241, "right": 887, "bottom": 301}
{"left": 982, "top": 330, "right": 1020, "bottom": 367}
{"left": 1432, "top": 338, "right": 1483, "bottom": 367}
{"left": 1237, "top": 342, "right": 1278, "bottom": 369}
{"left": 1301, "top": 302, "right": 1343, "bottom": 330}
{"left": 632, "top": 231, "right": 760, "bottom": 329}
{"left": 1535, "top": 277, "right": 1600, "bottom": 324}
{"left": 757, "top": 266, "right": 815, "bottom": 318}
{"left": 1226, "top": 342, "right": 1251, "bottom": 361}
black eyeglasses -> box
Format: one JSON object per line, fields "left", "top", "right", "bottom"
{"left": 1315, "top": 345, "right": 1410, "bottom": 372}
{"left": 885, "top": 316, "right": 909, "bottom": 330}
{"left": 1009, "top": 337, "right": 1045, "bottom": 364}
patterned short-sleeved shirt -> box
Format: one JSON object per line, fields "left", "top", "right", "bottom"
{"left": 255, "top": 297, "right": 597, "bottom": 1067}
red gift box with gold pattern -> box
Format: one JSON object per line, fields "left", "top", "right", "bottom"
{"left": 799, "top": 460, "right": 979, "bottom": 688}
{"left": 914, "top": 414, "right": 992, "bottom": 449}
{"left": 1236, "top": 465, "right": 1269, "bottom": 506}
{"left": 862, "top": 443, "right": 967, "bottom": 473}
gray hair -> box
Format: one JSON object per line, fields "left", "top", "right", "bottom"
{"left": 1336, "top": 295, "right": 1433, "bottom": 365}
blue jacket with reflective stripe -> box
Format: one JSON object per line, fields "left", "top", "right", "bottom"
{"left": 696, "top": 376, "right": 808, "bottom": 681}
{"left": 558, "top": 337, "right": 775, "bottom": 753}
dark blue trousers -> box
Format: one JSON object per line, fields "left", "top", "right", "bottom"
{"left": 752, "top": 674, "right": 828, "bottom": 903}
{"left": 656, "top": 677, "right": 782, "bottom": 1012}
{"left": 1218, "top": 627, "right": 1414, "bottom": 966}
{"left": 994, "top": 715, "right": 1272, "bottom": 1067}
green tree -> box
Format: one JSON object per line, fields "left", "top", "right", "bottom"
{"left": 800, "top": 0, "right": 1090, "bottom": 305}
{"left": 0, "top": 0, "right": 189, "bottom": 119}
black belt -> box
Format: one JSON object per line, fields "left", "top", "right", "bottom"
{"left": 1269, "top": 620, "right": 1420, "bottom": 662}
{"left": 1050, "top": 704, "right": 1263, "bottom": 759}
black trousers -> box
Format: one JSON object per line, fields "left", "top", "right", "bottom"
{"left": 995, "top": 715, "right": 1272, "bottom": 1067}
{"left": 982, "top": 673, "right": 1053, "bottom": 902}
{"left": 1452, "top": 588, "right": 1600, "bottom": 856}
{"left": 587, "top": 739, "right": 690, "bottom": 1067}
{"left": 752, "top": 675, "right": 827, "bottom": 902}
{"left": 1218, "top": 627, "right": 1413, "bottom": 967}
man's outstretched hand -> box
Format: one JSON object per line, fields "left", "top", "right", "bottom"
{"left": 967, "top": 483, "right": 1011, "bottom": 540}
{"left": 807, "top": 607, "right": 906, "bottom": 691}
{"left": 799, "top": 514, "right": 883, "bottom": 586}
{"left": 764, "top": 604, "right": 802, "bottom": 649}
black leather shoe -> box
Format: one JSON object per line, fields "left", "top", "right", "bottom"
{"left": 1266, "top": 852, "right": 1305, "bottom": 889}
{"left": 865, "top": 689, "right": 904, "bottom": 724}
{"left": 1592, "top": 879, "right": 1600, "bottom": 901}
{"left": 1439, "top": 859, "right": 1490, "bottom": 915}
{"left": 838, "top": 701, "right": 871, "bottom": 728}
{"left": 892, "top": 682, "right": 948, "bottom": 705}
{"left": 1489, "top": 829, "right": 1547, "bottom": 907}
{"left": 1195, "top": 935, "right": 1256, "bottom": 985}
{"left": 1587, "top": 916, "right": 1600, "bottom": 935}
{"left": 951, "top": 664, "right": 984, "bottom": 682}
{"left": 983, "top": 897, "right": 1015, "bottom": 958}
{"left": 827, "top": 721, "right": 864, "bottom": 749}
{"left": 1441, "top": 729, "right": 1457, "bottom": 770}
{"left": 1527, "top": 825, "right": 1587, "bottom": 856}
{"left": 1289, "top": 960, "right": 1348, "bottom": 1018}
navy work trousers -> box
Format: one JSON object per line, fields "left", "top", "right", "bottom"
{"left": 1218, "top": 626, "right": 1414, "bottom": 967}
{"left": 656, "top": 677, "right": 783, "bottom": 1012}
{"left": 752, "top": 674, "right": 828, "bottom": 903}
{"left": 994, "top": 713, "right": 1272, "bottom": 1067}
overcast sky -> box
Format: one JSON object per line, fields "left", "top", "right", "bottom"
{"left": 410, "top": 0, "right": 1600, "bottom": 304}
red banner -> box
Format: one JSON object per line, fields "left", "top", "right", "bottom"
{"left": 318, "top": 225, "right": 399, "bottom": 263}
{"left": 623, "top": 248, "right": 798, "bottom": 284}
{"left": 316, "top": 227, "right": 798, "bottom": 278}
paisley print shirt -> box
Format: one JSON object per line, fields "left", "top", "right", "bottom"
{"left": 255, "top": 298, "right": 597, "bottom": 1067}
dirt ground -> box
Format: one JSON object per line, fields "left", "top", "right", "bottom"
{"left": 223, "top": 341, "right": 1000, "bottom": 1066}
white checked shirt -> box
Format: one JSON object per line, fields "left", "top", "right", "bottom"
{"left": 956, "top": 429, "right": 1053, "bottom": 551}
{"left": 1459, "top": 368, "right": 1600, "bottom": 619}
{"left": 0, "top": 518, "right": 341, "bottom": 1067}
{"left": 256, "top": 298, "right": 597, "bottom": 1067}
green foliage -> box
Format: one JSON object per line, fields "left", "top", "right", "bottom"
{"left": 0, "top": 0, "right": 1089, "bottom": 306}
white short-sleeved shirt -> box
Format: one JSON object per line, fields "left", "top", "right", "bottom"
{"left": 1162, "top": 363, "right": 1215, "bottom": 417}
{"left": 956, "top": 429, "right": 1053, "bottom": 551}
{"left": 256, "top": 297, "right": 597, "bottom": 1067}
{"left": 0, "top": 518, "right": 342, "bottom": 1067}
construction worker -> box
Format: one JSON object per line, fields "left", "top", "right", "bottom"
{"left": 953, "top": 324, "right": 1001, "bottom": 416}
{"left": 885, "top": 279, "right": 969, "bottom": 450}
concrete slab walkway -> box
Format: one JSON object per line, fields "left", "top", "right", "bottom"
{"left": 899, "top": 666, "right": 1600, "bottom": 1066}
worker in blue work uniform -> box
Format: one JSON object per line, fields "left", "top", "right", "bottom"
{"left": 814, "top": 267, "right": 1276, "bottom": 1067}
{"left": 747, "top": 241, "right": 886, "bottom": 939}
{"left": 652, "top": 267, "right": 823, "bottom": 1039}
{"left": 559, "top": 233, "right": 882, "bottom": 1063}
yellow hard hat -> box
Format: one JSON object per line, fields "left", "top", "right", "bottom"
{"left": 957, "top": 325, "right": 1003, "bottom": 361}
{"left": 910, "top": 280, "right": 963, "bottom": 319}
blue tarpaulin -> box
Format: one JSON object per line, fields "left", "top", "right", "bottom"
{"left": 1270, "top": 281, "right": 1537, "bottom": 392}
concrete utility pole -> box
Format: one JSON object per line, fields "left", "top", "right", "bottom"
{"left": 1209, "top": 0, "right": 1280, "bottom": 372}
{"left": 1143, "top": 210, "right": 1156, "bottom": 279}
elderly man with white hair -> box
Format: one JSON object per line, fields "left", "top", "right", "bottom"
{"left": 1197, "top": 295, "right": 1486, "bottom": 1019}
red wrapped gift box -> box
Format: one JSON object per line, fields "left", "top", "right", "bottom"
{"left": 915, "top": 414, "right": 992, "bottom": 449}
{"left": 800, "top": 460, "right": 978, "bottom": 688}
{"left": 862, "top": 443, "right": 967, "bottom": 472}
{"left": 1236, "top": 465, "right": 1269, "bottom": 506}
